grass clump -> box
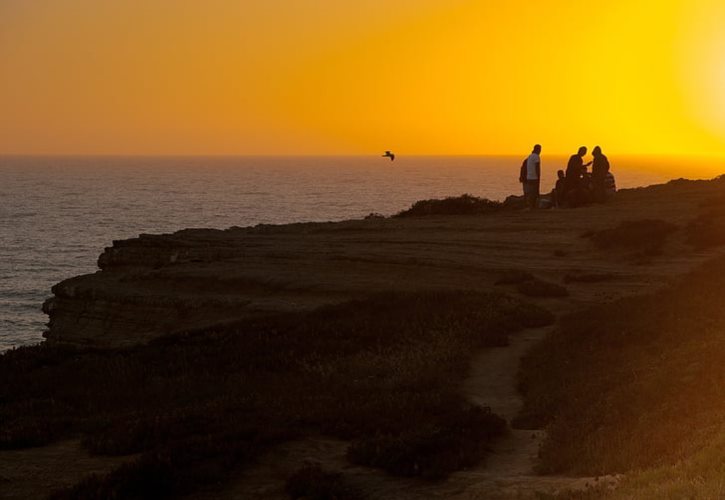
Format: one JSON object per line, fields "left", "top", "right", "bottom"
{"left": 686, "top": 196, "right": 725, "bottom": 249}
{"left": 685, "top": 215, "right": 725, "bottom": 249}
{"left": 584, "top": 219, "right": 677, "bottom": 255}
{"left": 516, "top": 254, "right": 725, "bottom": 477}
{"left": 516, "top": 278, "right": 569, "bottom": 298}
{"left": 285, "top": 464, "right": 359, "bottom": 500}
{"left": 562, "top": 272, "right": 616, "bottom": 284}
{"left": 395, "top": 194, "right": 501, "bottom": 217}
{"left": 494, "top": 271, "right": 569, "bottom": 298}
{"left": 1, "top": 291, "right": 553, "bottom": 497}
{"left": 494, "top": 269, "right": 536, "bottom": 286}
{"left": 347, "top": 405, "right": 504, "bottom": 479}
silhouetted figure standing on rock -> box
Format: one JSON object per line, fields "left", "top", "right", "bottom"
{"left": 553, "top": 169, "right": 566, "bottom": 208}
{"left": 522, "top": 144, "right": 542, "bottom": 209}
{"left": 591, "top": 146, "right": 610, "bottom": 202}
{"left": 564, "top": 146, "right": 592, "bottom": 207}
{"left": 565, "top": 146, "right": 590, "bottom": 189}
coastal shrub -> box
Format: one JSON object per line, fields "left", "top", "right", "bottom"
{"left": 584, "top": 219, "right": 677, "bottom": 254}
{"left": 562, "top": 272, "right": 616, "bottom": 284}
{"left": 516, "top": 278, "right": 569, "bottom": 298}
{"left": 395, "top": 194, "right": 501, "bottom": 217}
{"left": 683, "top": 193, "right": 725, "bottom": 248}
{"left": 52, "top": 428, "right": 291, "bottom": 499}
{"left": 49, "top": 454, "right": 178, "bottom": 500}
{"left": 1, "top": 291, "right": 554, "bottom": 497}
{"left": 285, "top": 465, "right": 359, "bottom": 500}
{"left": 493, "top": 269, "right": 571, "bottom": 297}
{"left": 0, "top": 416, "right": 64, "bottom": 449}
{"left": 685, "top": 215, "right": 725, "bottom": 248}
{"left": 494, "top": 269, "right": 536, "bottom": 285}
{"left": 347, "top": 405, "right": 505, "bottom": 479}
{"left": 516, "top": 254, "right": 725, "bottom": 476}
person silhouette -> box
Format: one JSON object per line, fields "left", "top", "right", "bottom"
{"left": 591, "top": 146, "right": 610, "bottom": 202}
{"left": 553, "top": 169, "right": 566, "bottom": 208}
{"left": 522, "top": 144, "right": 542, "bottom": 209}
{"left": 564, "top": 146, "right": 592, "bottom": 207}
{"left": 565, "top": 146, "right": 590, "bottom": 191}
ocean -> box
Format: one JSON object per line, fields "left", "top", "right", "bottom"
{"left": 1, "top": 155, "right": 723, "bottom": 350}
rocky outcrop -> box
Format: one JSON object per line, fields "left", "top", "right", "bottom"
{"left": 42, "top": 179, "right": 725, "bottom": 348}
{"left": 42, "top": 272, "right": 255, "bottom": 347}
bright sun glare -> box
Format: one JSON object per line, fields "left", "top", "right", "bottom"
{"left": 678, "top": 0, "right": 725, "bottom": 144}
{"left": 1, "top": 0, "right": 724, "bottom": 156}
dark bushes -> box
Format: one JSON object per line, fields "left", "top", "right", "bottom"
{"left": 2, "top": 291, "right": 553, "bottom": 496}
{"left": 494, "top": 271, "right": 569, "bottom": 298}
{"left": 396, "top": 194, "right": 501, "bottom": 217}
{"left": 686, "top": 215, "right": 725, "bottom": 249}
{"left": 517, "top": 278, "right": 569, "bottom": 298}
{"left": 584, "top": 219, "right": 677, "bottom": 254}
{"left": 494, "top": 269, "right": 535, "bottom": 286}
{"left": 285, "top": 465, "right": 359, "bottom": 500}
{"left": 562, "top": 272, "right": 616, "bottom": 284}
{"left": 516, "top": 255, "right": 725, "bottom": 475}
{"left": 347, "top": 405, "right": 505, "bottom": 479}
{"left": 686, "top": 198, "right": 725, "bottom": 249}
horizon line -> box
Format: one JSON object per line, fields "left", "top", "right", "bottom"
{"left": 2, "top": 152, "right": 724, "bottom": 159}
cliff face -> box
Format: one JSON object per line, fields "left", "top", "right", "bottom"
{"left": 42, "top": 180, "right": 724, "bottom": 347}
{"left": 41, "top": 226, "right": 333, "bottom": 347}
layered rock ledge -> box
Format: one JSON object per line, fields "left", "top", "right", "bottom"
{"left": 43, "top": 179, "right": 724, "bottom": 347}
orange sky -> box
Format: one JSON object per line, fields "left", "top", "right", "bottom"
{"left": 1, "top": 0, "right": 724, "bottom": 156}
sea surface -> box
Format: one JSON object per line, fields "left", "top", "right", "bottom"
{"left": 1, "top": 155, "right": 723, "bottom": 350}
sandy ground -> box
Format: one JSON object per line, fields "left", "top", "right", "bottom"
{"left": 6, "top": 178, "right": 725, "bottom": 497}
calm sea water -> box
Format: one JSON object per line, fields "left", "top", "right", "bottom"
{"left": 1, "top": 155, "right": 723, "bottom": 350}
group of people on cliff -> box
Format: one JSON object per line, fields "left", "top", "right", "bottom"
{"left": 520, "top": 145, "right": 616, "bottom": 209}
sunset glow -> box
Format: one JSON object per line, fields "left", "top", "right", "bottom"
{"left": 1, "top": 0, "right": 724, "bottom": 156}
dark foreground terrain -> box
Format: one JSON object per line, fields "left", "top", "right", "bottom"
{"left": 3, "top": 177, "right": 725, "bottom": 498}
{"left": 517, "top": 253, "right": 725, "bottom": 499}
{"left": 2, "top": 292, "right": 551, "bottom": 498}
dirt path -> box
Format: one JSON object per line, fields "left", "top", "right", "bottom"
{"left": 462, "top": 327, "right": 552, "bottom": 478}
{"left": 197, "top": 322, "right": 617, "bottom": 500}
{"left": 449, "top": 324, "right": 620, "bottom": 498}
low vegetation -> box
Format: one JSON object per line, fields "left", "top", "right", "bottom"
{"left": 685, "top": 195, "right": 725, "bottom": 249}
{"left": 1, "top": 291, "right": 553, "bottom": 497}
{"left": 494, "top": 271, "right": 569, "bottom": 299}
{"left": 516, "top": 278, "right": 569, "bottom": 298}
{"left": 395, "top": 194, "right": 501, "bottom": 217}
{"left": 584, "top": 219, "right": 677, "bottom": 255}
{"left": 562, "top": 272, "right": 616, "bottom": 284}
{"left": 516, "top": 254, "right": 725, "bottom": 493}
{"left": 285, "top": 464, "right": 360, "bottom": 500}
{"left": 494, "top": 269, "right": 535, "bottom": 286}
{"left": 347, "top": 404, "right": 505, "bottom": 479}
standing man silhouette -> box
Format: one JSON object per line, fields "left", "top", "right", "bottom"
{"left": 591, "top": 146, "right": 610, "bottom": 202}
{"left": 564, "top": 146, "right": 592, "bottom": 207}
{"left": 523, "top": 144, "right": 542, "bottom": 209}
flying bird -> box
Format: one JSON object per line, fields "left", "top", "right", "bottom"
{"left": 382, "top": 151, "right": 395, "bottom": 161}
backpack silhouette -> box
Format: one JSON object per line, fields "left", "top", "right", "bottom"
{"left": 519, "top": 158, "right": 528, "bottom": 183}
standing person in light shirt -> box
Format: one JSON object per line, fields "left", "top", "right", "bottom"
{"left": 523, "top": 144, "right": 542, "bottom": 209}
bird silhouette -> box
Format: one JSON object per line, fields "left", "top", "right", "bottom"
{"left": 382, "top": 151, "right": 395, "bottom": 161}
